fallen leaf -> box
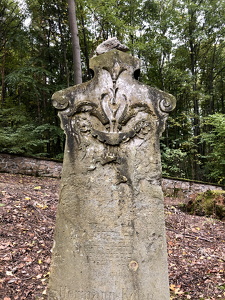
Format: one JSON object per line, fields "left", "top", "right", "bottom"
{"left": 24, "top": 256, "right": 33, "bottom": 262}
{"left": 6, "top": 271, "right": 13, "bottom": 276}
{"left": 36, "top": 203, "right": 48, "bottom": 209}
{"left": 0, "top": 242, "right": 11, "bottom": 250}
{"left": 170, "top": 284, "right": 176, "bottom": 291}
{"left": 34, "top": 186, "right": 41, "bottom": 190}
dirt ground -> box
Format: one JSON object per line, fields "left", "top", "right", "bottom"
{"left": 0, "top": 173, "right": 224, "bottom": 300}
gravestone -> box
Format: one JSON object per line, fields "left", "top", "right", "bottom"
{"left": 48, "top": 44, "right": 176, "bottom": 300}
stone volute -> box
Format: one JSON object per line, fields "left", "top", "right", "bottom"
{"left": 48, "top": 43, "right": 176, "bottom": 300}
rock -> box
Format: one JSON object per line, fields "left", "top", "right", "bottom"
{"left": 95, "top": 37, "right": 129, "bottom": 55}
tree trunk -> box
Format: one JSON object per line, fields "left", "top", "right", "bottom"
{"left": 221, "top": 78, "right": 225, "bottom": 113}
{"left": 67, "top": 0, "right": 82, "bottom": 85}
{"left": 188, "top": 7, "right": 201, "bottom": 180}
{"left": 57, "top": 11, "right": 70, "bottom": 87}
{"left": 1, "top": 49, "right": 6, "bottom": 107}
{"left": 79, "top": 4, "right": 91, "bottom": 81}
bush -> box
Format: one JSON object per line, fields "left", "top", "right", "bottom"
{"left": 0, "top": 107, "right": 64, "bottom": 158}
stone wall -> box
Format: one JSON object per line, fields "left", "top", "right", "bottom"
{"left": 0, "top": 153, "right": 62, "bottom": 178}
{"left": 0, "top": 153, "right": 223, "bottom": 196}
{"left": 161, "top": 178, "right": 223, "bottom": 199}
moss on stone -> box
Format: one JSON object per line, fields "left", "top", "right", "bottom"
{"left": 181, "top": 190, "right": 225, "bottom": 220}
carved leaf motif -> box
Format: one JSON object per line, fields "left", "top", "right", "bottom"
{"left": 101, "top": 91, "right": 115, "bottom": 126}
{"left": 101, "top": 89, "right": 128, "bottom": 132}
{"left": 114, "top": 93, "right": 127, "bottom": 123}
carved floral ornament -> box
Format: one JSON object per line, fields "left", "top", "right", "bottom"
{"left": 52, "top": 50, "right": 176, "bottom": 146}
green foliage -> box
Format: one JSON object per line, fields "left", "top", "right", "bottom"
{"left": 161, "top": 144, "right": 188, "bottom": 178}
{"left": 0, "top": 122, "right": 64, "bottom": 158}
{"left": 0, "top": 107, "right": 64, "bottom": 158}
{"left": 201, "top": 114, "right": 225, "bottom": 184}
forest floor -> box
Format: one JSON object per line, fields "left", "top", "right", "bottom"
{"left": 0, "top": 173, "right": 224, "bottom": 300}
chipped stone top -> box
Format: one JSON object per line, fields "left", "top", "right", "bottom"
{"left": 95, "top": 37, "right": 129, "bottom": 55}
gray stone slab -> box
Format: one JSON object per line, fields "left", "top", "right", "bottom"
{"left": 48, "top": 48, "right": 176, "bottom": 300}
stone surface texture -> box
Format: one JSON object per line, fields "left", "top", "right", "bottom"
{"left": 48, "top": 49, "right": 176, "bottom": 300}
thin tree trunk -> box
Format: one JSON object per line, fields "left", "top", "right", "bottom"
{"left": 79, "top": 4, "right": 91, "bottom": 80}
{"left": 188, "top": 7, "right": 201, "bottom": 180}
{"left": 207, "top": 45, "right": 216, "bottom": 114}
{"left": 1, "top": 50, "right": 6, "bottom": 107}
{"left": 57, "top": 9, "right": 70, "bottom": 87}
{"left": 221, "top": 78, "right": 224, "bottom": 113}
{"left": 67, "top": 0, "right": 82, "bottom": 85}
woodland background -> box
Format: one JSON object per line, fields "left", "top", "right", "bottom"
{"left": 0, "top": 0, "right": 225, "bottom": 184}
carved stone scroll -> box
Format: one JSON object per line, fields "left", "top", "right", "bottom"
{"left": 48, "top": 48, "right": 176, "bottom": 300}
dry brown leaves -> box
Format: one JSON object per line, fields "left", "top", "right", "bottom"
{"left": 0, "top": 173, "right": 224, "bottom": 299}
{"left": 165, "top": 200, "right": 225, "bottom": 299}
{"left": 0, "top": 173, "right": 58, "bottom": 300}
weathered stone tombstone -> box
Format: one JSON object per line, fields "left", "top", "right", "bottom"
{"left": 48, "top": 40, "right": 176, "bottom": 300}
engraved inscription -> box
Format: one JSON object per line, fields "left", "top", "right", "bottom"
{"left": 57, "top": 289, "right": 118, "bottom": 300}
{"left": 122, "top": 289, "right": 153, "bottom": 300}
{"left": 52, "top": 288, "right": 154, "bottom": 300}
{"left": 84, "top": 242, "right": 133, "bottom": 266}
